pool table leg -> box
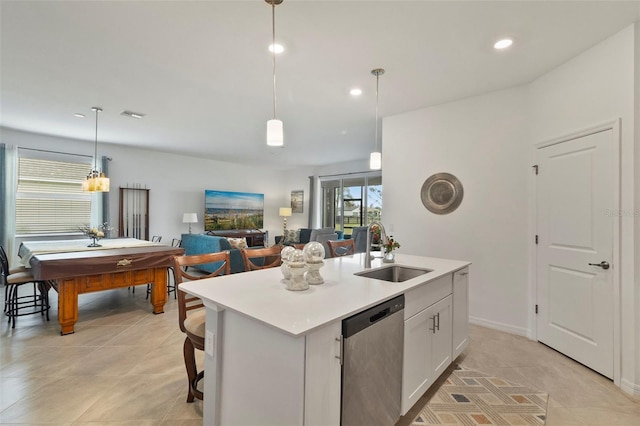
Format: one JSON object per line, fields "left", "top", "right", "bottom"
{"left": 56, "top": 278, "right": 79, "bottom": 335}
{"left": 150, "top": 267, "right": 167, "bottom": 314}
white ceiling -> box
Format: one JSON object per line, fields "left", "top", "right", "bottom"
{"left": 2, "top": 1, "right": 639, "bottom": 169}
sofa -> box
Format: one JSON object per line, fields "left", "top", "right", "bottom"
{"left": 181, "top": 233, "right": 247, "bottom": 274}
{"left": 276, "top": 227, "right": 344, "bottom": 258}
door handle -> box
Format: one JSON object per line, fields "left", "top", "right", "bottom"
{"left": 588, "top": 261, "right": 610, "bottom": 270}
{"left": 429, "top": 316, "right": 436, "bottom": 334}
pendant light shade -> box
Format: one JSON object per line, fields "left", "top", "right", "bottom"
{"left": 369, "top": 151, "right": 382, "bottom": 170}
{"left": 266, "top": 0, "right": 284, "bottom": 147}
{"left": 370, "top": 68, "right": 385, "bottom": 171}
{"left": 267, "top": 119, "right": 283, "bottom": 147}
{"left": 83, "top": 107, "right": 110, "bottom": 192}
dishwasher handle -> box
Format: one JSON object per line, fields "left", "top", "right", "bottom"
{"left": 369, "top": 307, "right": 390, "bottom": 324}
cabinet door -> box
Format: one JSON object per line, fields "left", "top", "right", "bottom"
{"left": 401, "top": 307, "right": 433, "bottom": 415}
{"left": 305, "top": 321, "right": 341, "bottom": 426}
{"left": 452, "top": 268, "right": 469, "bottom": 358}
{"left": 430, "top": 295, "right": 453, "bottom": 379}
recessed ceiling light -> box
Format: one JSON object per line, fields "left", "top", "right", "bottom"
{"left": 350, "top": 88, "right": 362, "bottom": 96}
{"left": 269, "top": 43, "right": 284, "bottom": 54}
{"left": 73, "top": 113, "right": 85, "bottom": 118}
{"left": 494, "top": 38, "right": 513, "bottom": 50}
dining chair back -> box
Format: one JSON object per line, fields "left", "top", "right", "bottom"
{"left": 151, "top": 235, "right": 162, "bottom": 243}
{"left": 172, "top": 251, "right": 231, "bottom": 402}
{"left": 241, "top": 246, "right": 283, "bottom": 272}
{"left": 327, "top": 239, "right": 356, "bottom": 258}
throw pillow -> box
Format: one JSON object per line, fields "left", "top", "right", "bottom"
{"left": 226, "top": 237, "right": 248, "bottom": 249}
{"left": 283, "top": 229, "right": 300, "bottom": 244}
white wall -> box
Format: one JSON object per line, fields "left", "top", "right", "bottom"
{"left": 383, "top": 86, "right": 530, "bottom": 336}
{"left": 1, "top": 127, "right": 297, "bottom": 248}
{"left": 529, "top": 24, "right": 637, "bottom": 394}
{"left": 383, "top": 22, "right": 639, "bottom": 394}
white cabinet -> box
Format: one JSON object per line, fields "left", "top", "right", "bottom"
{"left": 452, "top": 267, "right": 469, "bottom": 358}
{"left": 205, "top": 308, "right": 342, "bottom": 426}
{"left": 430, "top": 295, "right": 453, "bottom": 378}
{"left": 401, "top": 293, "right": 453, "bottom": 415}
{"left": 304, "top": 321, "right": 342, "bottom": 426}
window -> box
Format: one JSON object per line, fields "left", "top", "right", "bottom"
{"left": 320, "top": 172, "right": 382, "bottom": 237}
{"left": 16, "top": 149, "right": 93, "bottom": 235}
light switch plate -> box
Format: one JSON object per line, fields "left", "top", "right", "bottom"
{"left": 205, "top": 330, "right": 215, "bottom": 356}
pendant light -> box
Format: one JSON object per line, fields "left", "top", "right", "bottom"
{"left": 266, "top": 0, "right": 284, "bottom": 147}
{"left": 370, "top": 68, "right": 385, "bottom": 170}
{"left": 82, "top": 107, "right": 110, "bottom": 192}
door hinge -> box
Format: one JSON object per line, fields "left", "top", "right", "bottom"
{"left": 535, "top": 235, "right": 538, "bottom": 244}
{"left": 535, "top": 304, "right": 539, "bottom": 314}
{"left": 532, "top": 164, "right": 539, "bottom": 175}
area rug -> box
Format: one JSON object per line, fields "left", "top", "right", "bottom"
{"left": 411, "top": 366, "right": 548, "bottom": 425}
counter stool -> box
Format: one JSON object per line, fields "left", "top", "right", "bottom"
{"left": 1, "top": 246, "right": 50, "bottom": 328}
{"left": 173, "top": 251, "right": 231, "bottom": 402}
{"left": 146, "top": 237, "right": 181, "bottom": 300}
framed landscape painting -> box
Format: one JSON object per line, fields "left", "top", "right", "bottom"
{"left": 291, "top": 190, "right": 303, "bottom": 213}
{"left": 204, "top": 190, "right": 264, "bottom": 231}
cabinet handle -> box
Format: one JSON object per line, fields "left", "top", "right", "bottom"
{"left": 436, "top": 312, "right": 440, "bottom": 331}
{"left": 335, "top": 336, "right": 343, "bottom": 365}
{"left": 430, "top": 315, "right": 437, "bottom": 334}
{"left": 459, "top": 271, "right": 468, "bottom": 276}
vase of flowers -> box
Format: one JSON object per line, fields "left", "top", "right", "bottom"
{"left": 79, "top": 223, "right": 113, "bottom": 247}
{"left": 382, "top": 235, "right": 400, "bottom": 263}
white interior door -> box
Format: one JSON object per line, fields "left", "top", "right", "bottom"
{"left": 536, "top": 129, "right": 614, "bottom": 379}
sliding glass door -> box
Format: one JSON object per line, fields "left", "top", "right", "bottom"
{"left": 321, "top": 173, "right": 382, "bottom": 237}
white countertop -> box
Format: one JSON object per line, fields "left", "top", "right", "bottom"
{"left": 179, "top": 253, "right": 470, "bottom": 337}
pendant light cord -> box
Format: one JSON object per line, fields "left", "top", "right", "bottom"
{"left": 375, "top": 73, "right": 379, "bottom": 152}
{"left": 271, "top": 0, "right": 277, "bottom": 120}
{"left": 94, "top": 108, "right": 99, "bottom": 171}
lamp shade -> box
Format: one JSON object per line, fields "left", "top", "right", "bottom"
{"left": 182, "top": 213, "right": 198, "bottom": 223}
{"left": 267, "top": 119, "right": 284, "bottom": 147}
{"left": 369, "top": 151, "right": 382, "bottom": 170}
{"left": 279, "top": 207, "right": 292, "bottom": 217}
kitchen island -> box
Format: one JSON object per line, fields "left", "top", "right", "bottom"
{"left": 180, "top": 252, "right": 470, "bottom": 425}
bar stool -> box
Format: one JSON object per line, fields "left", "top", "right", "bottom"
{"left": 173, "top": 251, "right": 231, "bottom": 402}
{"left": 1, "top": 246, "right": 50, "bottom": 329}
{"left": 146, "top": 237, "right": 180, "bottom": 300}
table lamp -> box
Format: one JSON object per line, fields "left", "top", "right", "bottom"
{"left": 279, "top": 207, "right": 292, "bottom": 241}
{"left": 183, "top": 213, "right": 198, "bottom": 234}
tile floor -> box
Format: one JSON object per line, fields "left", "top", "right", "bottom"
{"left": 2, "top": 285, "right": 639, "bottom": 425}
{"left": 398, "top": 326, "right": 640, "bottom": 426}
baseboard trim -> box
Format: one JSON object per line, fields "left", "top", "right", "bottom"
{"left": 620, "top": 378, "right": 640, "bottom": 396}
{"left": 469, "top": 316, "right": 529, "bottom": 337}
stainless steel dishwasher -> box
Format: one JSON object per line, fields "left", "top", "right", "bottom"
{"left": 340, "top": 294, "right": 405, "bottom": 426}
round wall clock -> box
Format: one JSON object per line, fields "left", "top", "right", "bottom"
{"left": 420, "top": 172, "right": 464, "bottom": 215}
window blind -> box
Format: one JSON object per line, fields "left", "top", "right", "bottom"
{"left": 16, "top": 156, "right": 92, "bottom": 234}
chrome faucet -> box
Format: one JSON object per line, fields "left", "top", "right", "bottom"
{"left": 365, "top": 221, "right": 388, "bottom": 268}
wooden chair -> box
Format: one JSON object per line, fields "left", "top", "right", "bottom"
{"left": 1, "top": 245, "right": 50, "bottom": 328}
{"left": 167, "top": 238, "right": 182, "bottom": 298}
{"left": 327, "top": 239, "right": 356, "bottom": 258}
{"left": 173, "top": 251, "right": 231, "bottom": 402}
{"left": 241, "top": 246, "right": 283, "bottom": 271}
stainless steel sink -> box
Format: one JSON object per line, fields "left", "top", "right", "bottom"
{"left": 355, "top": 265, "right": 432, "bottom": 283}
